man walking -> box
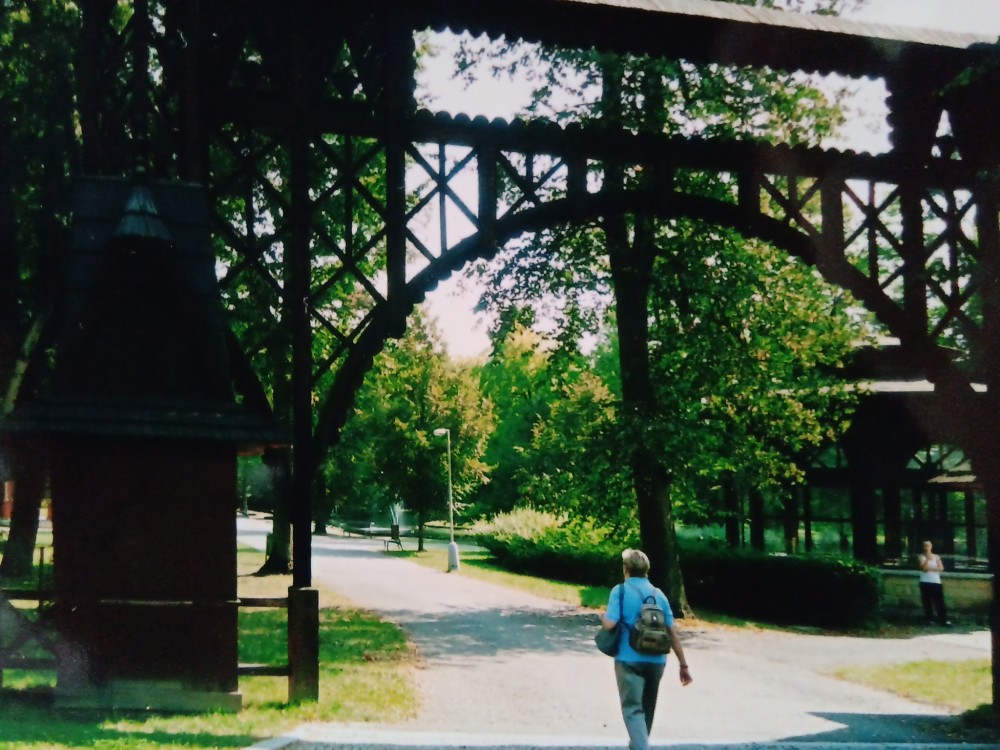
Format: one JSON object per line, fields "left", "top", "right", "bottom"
{"left": 600, "top": 548, "right": 693, "bottom": 750}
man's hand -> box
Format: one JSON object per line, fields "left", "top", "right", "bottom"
{"left": 679, "top": 664, "right": 693, "bottom": 686}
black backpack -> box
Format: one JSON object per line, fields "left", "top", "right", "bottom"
{"left": 628, "top": 592, "right": 672, "bottom": 655}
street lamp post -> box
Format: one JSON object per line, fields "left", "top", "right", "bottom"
{"left": 433, "top": 427, "right": 460, "bottom": 572}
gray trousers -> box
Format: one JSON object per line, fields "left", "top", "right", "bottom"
{"left": 614, "top": 660, "right": 666, "bottom": 750}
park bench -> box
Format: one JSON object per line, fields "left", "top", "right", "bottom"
{"left": 384, "top": 524, "right": 403, "bottom": 551}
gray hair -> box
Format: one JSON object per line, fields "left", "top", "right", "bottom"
{"left": 621, "top": 548, "right": 650, "bottom": 577}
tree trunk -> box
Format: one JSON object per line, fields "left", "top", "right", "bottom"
{"left": 609, "top": 221, "right": 689, "bottom": 615}
{"left": 0, "top": 98, "right": 19, "bottom": 388}
{"left": 783, "top": 490, "right": 799, "bottom": 554}
{"left": 256, "top": 447, "right": 292, "bottom": 575}
{"left": 312, "top": 472, "right": 332, "bottom": 536}
{"left": 0, "top": 444, "right": 45, "bottom": 583}
{"left": 723, "top": 475, "right": 741, "bottom": 548}
{"left": 599, "top": 55, "right": 689, "bottom": 614}
{"left": 748, "top": 488, "right": 765, "bottom": 552}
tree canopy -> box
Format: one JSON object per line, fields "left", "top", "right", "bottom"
{"left": 323, "top": 313, "right": 493, "bottom": 549}
{"left": 450, "top": 0, "right": 869, "bottom": 604}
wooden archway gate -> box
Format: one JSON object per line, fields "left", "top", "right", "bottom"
{"left": 69, "top": 0, "right": 1000, "bottom": 706}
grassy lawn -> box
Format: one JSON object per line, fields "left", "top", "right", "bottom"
{"left": 0, "top": 545, "right": 418, "bottom": 750}
{"left": 831, "top": 658, "right": 992, "bottom": 713}
{"left": 397, "top": 546, "right": 611, "bottom": 609}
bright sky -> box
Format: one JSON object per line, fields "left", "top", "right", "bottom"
{"left": 848, "top": 0, "right": 1000, "bottom": 34}
{"left": 422, "top": 1, "right": 1000, "bottom": 359}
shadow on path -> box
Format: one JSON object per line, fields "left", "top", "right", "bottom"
{"left": 783, "top": 712, "right": 993, "bottom": 745}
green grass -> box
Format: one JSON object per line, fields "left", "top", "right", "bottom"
{"left": 397, "top": 546, "right": 611, "bottom": 609}
{"left": 0, "top": 545, "right": 418, "bottom": 749}
{"left": 831, "top": 658, "right": 991, "bottom": 712}
{"left": 0, "top": 530, "right": 55, "bottom": 591}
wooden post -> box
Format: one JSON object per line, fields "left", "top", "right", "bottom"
{"left": 288, "top": 586, "right": 319, "bottom": 703}
{"left": 966, "top": 490, "right": 978, "bottom": 559}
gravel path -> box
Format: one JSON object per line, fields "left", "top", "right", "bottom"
{"left": 237, "top": 517, "right": 993, "bottom": 748}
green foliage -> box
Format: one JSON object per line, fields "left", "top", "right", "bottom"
{"left": 402, "top": 546, "right": 612, "bottom": 609}
{"left": 645, "top": 228, "right": 863, "bottom": 521}
{"left": 323, "top": 313, "right": 493, "bottom": 542}
{"left": 961, "top": 703, "right": 1000, "bottom": 735}
{"left": 453, "top": 0, "right": 868, "bottom": 560}
{"left": 476, "top": 509, "right": 636, "bottom": 588}
{"left": 681, "top": 547, "right": 880, "bottom": 628}
{"left": 477, "top": 513, "right": 879, "bottom": 628}
{"left": 0, "top": 0, "right": 80, "bottom": 377}
{"left": 471, "top": 327, "right": 556, "bottom": 517}
{"left": 472, "top": 326, "right": 638, "bottom": 527}
{"left": 471, "top": 506, "right": 567, "bottom": 540}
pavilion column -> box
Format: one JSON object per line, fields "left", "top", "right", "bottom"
{"left": 883, "top": 485, "right": 903, "bottom": 560}
{"left": 948, "top": 61, "right": 1000, "bottom": 711}
{"left": 286, "top": 3, "right": 319, "bottom": 702}
{"left": 849, "top": 482, "right": 879, "bottom": 564}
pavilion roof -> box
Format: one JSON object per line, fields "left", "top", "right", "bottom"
{"left": 409, "top": 0, "right": 998, "bottom": 80}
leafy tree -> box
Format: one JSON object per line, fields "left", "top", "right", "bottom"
{"left": 479, "top": 244, "right": 860, "bottom": 538}
{"left": 472, "top": 322, "right": 633, "bottom": 529}
{"left": 472, "top": 325, "right": 557, "bottom": 518}
{"left": 0, "top": 0, "right": 80, "bottom": 580}
{"left": 518, "top": 353, "right": 635, "bottom": 531}
{"left": 455, "top": 0, "right": 865, "bottom": 608}
{"left": 324, "top": 314, "right": 492, "bottom": 550}
{"left": 645, "top": 227, "right": 861, "bottom": 523}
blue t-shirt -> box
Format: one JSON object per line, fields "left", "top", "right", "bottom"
{"left": 604, "top": 577, "right": 674, "bottom": 663}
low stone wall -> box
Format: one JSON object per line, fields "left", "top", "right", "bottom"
{"left": 880, "top": 568, "right": 993, "bottom": 619}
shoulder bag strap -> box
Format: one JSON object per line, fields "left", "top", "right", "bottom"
{"left": 618, "top": 582, "right": 630, "bottom": 632}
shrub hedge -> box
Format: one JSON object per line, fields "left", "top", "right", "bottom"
{"left": 477, "top": 514, "right": 880, "bottom": 629}
{"left": 680, "top": 547, "right": 880, "bottom": 628}
{"left": 478, "top": 528, "right": 625, "bottom": 588}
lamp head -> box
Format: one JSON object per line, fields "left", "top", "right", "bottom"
{"left": 433, "top": 428, "right": 449, "bottom": 437}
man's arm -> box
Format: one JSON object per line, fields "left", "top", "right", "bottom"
{"left": 669, "top": 625, "right": 693, "bottom": 686}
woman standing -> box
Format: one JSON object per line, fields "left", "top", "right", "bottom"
{"left": 600, "top": 549, "right": 693, "bottom": 750}
{"left": 918, "top": 540, "right": 951, "bottom": 626}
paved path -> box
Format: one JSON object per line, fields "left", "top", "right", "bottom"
{"left": 236, "top": 517, "right": 993, "bottom": 749}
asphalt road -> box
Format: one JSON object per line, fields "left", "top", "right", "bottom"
{"left": 237, "top": 516, "right": 994, "bottom": 749}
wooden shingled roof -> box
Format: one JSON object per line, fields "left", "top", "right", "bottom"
{"left": 401, "top": 0, "right": 998, "bottom": 80}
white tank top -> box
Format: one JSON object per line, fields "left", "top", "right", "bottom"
{"left": 919, "top": 555, "right": 942, "bottom": 584}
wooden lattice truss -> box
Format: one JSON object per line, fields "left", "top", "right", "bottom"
{"left": 66, "top": 0, "right": 1000, "bottom": 701}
